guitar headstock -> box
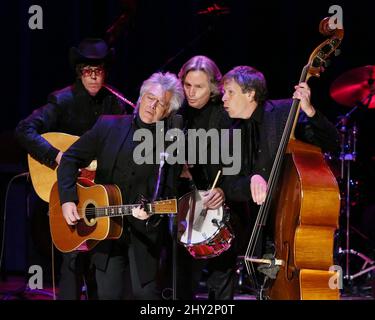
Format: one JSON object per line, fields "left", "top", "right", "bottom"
{"left": 305, "top": 17, "right": 344, "bottom": 79}
{"left": 151, "top": 199, "right": 178, "bottom": 214}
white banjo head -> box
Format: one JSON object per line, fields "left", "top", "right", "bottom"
{"left": 179, "top": 190, "right": 224, "bottom": 245}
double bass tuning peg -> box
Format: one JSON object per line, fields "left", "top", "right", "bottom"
{"left": 321, "top": 50, "right": 341, "bottom": 69}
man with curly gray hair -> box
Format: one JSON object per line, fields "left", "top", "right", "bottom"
{"left": 57, "top": 71, "right": 183, "bottom": 299}
{"left": 134, "top": 71, "right": 184, "bottom": 117}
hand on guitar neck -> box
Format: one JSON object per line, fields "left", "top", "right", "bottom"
{"left": 61, "top": 201, "right": 149, "bottom": 226}
{"left": 131, "top": 206, "right": 149, "bottom": 220}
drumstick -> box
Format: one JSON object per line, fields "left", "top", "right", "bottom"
{"left": 202, "top": 170, "right": 221, "bottom": 209}
{"left": 208, "top": 170, "right": 221, "bottom": 194}
{"left": 193, "top": 170, "right": 222, "bottom": 231}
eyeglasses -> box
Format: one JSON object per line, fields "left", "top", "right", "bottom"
{"left": 145, "top": 93, "right": 168, "bottom": 109}
{"left": 81, "top": 66, "right": 105, "bottom": 77}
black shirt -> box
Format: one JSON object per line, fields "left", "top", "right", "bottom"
{"left": 180, "top": 98, "right": 234, "bottom": 190}
{"left": 112, "top": 115, "right": 160, "bottom": 204}
{"left": 15, "top": 79, "right": 127, "bottom": 167}
{"left": 222, "top": 99, "right": 340, "bottom": 202}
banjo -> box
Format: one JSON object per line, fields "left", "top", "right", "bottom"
{"left": 178, "top": 171, "right": 234, "bottom": 259}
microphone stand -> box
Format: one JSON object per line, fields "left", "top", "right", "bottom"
{"left": 152, "top": 148, "right": 178, "bottom": 300}
{"left": 103, "top": 84, "right": 135, "bottom": 109}
{"left": 153, "top": 115, "right": 184, "bottom": 300}
{"left": 170, "top": 205, "right": 177, "bottom": 301}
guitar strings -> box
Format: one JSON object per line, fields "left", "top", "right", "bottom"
{"left": 51, "top": 206, "right": 174, "bottom": 218}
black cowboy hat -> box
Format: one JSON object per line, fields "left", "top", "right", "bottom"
{"left": 69, "top": 38, "right": 115, "bottom": 68}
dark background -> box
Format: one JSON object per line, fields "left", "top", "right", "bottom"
{"left": 0, "top": 0, "right": 374, "bottom": 273}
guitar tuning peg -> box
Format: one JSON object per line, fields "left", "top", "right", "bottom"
{"left": 334, "top": 49, "right": 341, "bottom": 56}
{"left": 324, "top": 59, "right": 331, "bottom": 68}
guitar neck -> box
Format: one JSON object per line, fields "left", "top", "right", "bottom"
{"left": 94, "top": 203, "right": 149, "bottom": 218}
{"left": 92, "top": 199, "right": 176, "bottom": 218}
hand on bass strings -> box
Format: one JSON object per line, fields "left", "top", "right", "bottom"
{"left": 250, "top": 174, "right": 267, "bottom": 205}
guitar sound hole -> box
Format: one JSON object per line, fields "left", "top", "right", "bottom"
{"left": 76, "top": 204, "right": 97, "bottom": 236}
{"left": 84, "top": 203, "right": 96, "bottom": 224}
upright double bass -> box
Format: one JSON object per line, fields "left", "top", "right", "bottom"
{"left": 244, "top": 17, "right": 344, "bottom": 299}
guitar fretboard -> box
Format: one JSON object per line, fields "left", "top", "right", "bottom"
{"left": 94, "top": 204, "right": 146, "bottom": 218}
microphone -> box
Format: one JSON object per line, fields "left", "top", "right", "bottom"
{"left": 159, "top": 152, "right": 169, "bottom": 168}
{"left": 152, "top": 151, "right": 170, "bottom": 202}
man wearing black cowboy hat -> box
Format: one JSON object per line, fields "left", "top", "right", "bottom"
{"left": 15, "top": 38, "right": 130, "bottom": 299}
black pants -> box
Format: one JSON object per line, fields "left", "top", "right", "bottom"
{"left": 58, "top": 252, "right": 97, "bottom": 300}
{"left": 58, "top": 243, "right": 161, "bottom": 300}
{"left": 176, "top": 244, "right": 237, "bottom": 300}
{"left": 96, "top": 244, "right": 161, "bottom": 300}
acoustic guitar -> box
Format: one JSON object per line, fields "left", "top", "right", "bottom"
{"left": 49, "top": 181, "right": 177, "bottom": 252}
{"left": 27, "top": 132, "right": 96, "bottom": 202}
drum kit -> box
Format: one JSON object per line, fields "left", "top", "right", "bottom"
{"left": 328, "top": 65, "right": 375, "bottom": 287}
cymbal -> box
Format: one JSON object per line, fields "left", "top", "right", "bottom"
{"left": 330, "top": 65, "right": 375, "bottom": 109}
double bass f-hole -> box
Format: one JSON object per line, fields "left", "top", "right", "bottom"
{"left": 283, "top": 242, "right": 295, "bottom": 281}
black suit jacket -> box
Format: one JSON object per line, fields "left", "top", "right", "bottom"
{"left": 178, "top": 98, "right": 235, "bottom": 190}
{"left": 223, "top": 99, "right": 340, "bottom": 202}
{"left": 58, "top": 115, "right": 177, "bottom": 285}
{"left": 15, "top": 80, "right": 127, "bottom": 167}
